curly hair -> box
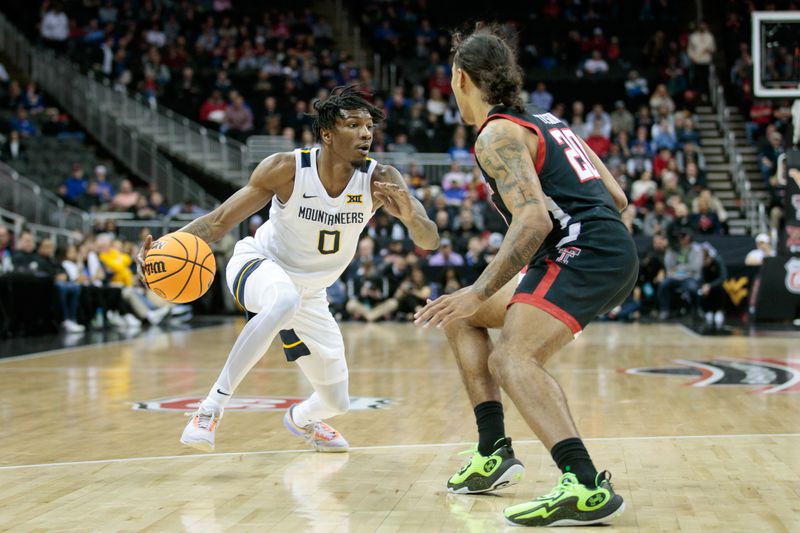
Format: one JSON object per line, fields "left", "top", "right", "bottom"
{"left": 451, "top": 23, "right": 525, "bottom": 113}
{"left": 310, "top": 84, "right": 385, "bottom": 141}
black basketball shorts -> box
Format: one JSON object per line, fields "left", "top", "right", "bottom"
{"left": 510, "top": 219, "right": 639, "bottom": 336}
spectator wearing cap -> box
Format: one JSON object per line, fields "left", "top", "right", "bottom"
{"left": 744, "top": 234, "right": 775, "bottom": 266}
{"left": 63, "top": 164, "right": 88, "bottom": 203}
{"left": 428, "top": 238, "right": 464, "bottom": 267}
{"left": 93, "top": 165, "right": 114, "bottom": 201}
{"left": 658, "top": 228, "right": 703, "bottom": 319}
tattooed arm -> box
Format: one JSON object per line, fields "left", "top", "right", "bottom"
{"left": 471, "top": 120, "right": 552, "bottom": 301}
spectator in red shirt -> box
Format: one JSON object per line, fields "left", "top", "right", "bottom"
{"left": 585, "top": 120, "right": 611, "bottom": 159}
{"left": 199, "top": 89, "right": 227, "bottom": 126}
{"left": 746, "top": 99, "right": 773, "bottom": 143}
{"left": 653, "top": 147, "right": 673, "bottom": 179}
{"left": 428, "top": 65, "right": 452, "bottom": 96}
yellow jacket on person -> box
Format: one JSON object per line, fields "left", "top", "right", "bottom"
{"left": 99, "top": 249, "right": 134, "bottom": 287}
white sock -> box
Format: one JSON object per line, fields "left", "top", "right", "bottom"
{"left": 292, "top": 379, "right": 350, "bottom": 427}
{"left": 202, "top": 282, "right": 299, "bottom": 410}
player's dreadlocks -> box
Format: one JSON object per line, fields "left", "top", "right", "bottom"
{"left": 451, "top": 23, "right": 526, "bottom": 113}
{"left": 310, "top": 85, "right": 385, "bottom": 142}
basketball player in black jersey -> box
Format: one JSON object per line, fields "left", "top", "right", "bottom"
{"left": 415, "top": 26, "right": 637, "bottom": 526}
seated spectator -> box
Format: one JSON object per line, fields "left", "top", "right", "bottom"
{"left": 676, "top": 118, "right": 701, "bottom": 147}
{"left": 97, "top": 235, "right": 133, "bottom": 287}
{"left": 199, "top": 89, "right": 227, "bottom": 125}
{"left": 167, "top": 199, "right": 205, "bottom": 218}
{"left": 653, "top": 147, "right": 674, "bottom": 178}
{"left": 638, "top": 232, "right": 668, "bottom": 314}
{"left": 585, "top": 120, "right": 611, "bottom": 159}
{"left": 9, "top": 107, "right": 37, "bottom": 136}
{"left": 676, "top": 142, "right": 706, "bottom": 173}
{"left": 691, "top": 196, "right": 722, "bottom": 235}
{"left": 699, "top": 243, "right": 727, "bottom": 329}
{"left": 530, "top": 82, "right": 553, "bottom": 111}
{"left": 643, "top": 200, "right": 674, "bottom": 236}
{"left": 649, "top": 83, "right": 675, "bottom": 115}
{"left": 63, "top": 164, "right": 88, "bottom": 203}
{"left": 569, "top": 100, "right": 588, "bottom": 138}
{"left": 586, "top": 104, "right": 611, "bottom": 138}
{"left": 692, "top": 188, "right": 728, "bottom": 228}
{"left": 441, "top": 267, "right": 463, "bottom": 295}
{"left": 149, "top": 191, "right": 168, "bottom": 216}
{"left": 2, "top": 130, "right": 25, "bottom": 161}
{"left": 667, "top": 203, "right": 693, "bottom": 244}
{"left": 625, "top": 70, "right": 649, "bottom": 106}
{"left": 658, "top": 229, "right": 703, "bottom": 319}
{"left": 345, "top": 260, "right": 397, "bottom": 322}
{"left": 610, "top": 100, "right": 634, "bottom": 136}
{"left": 681, "top": 161, "right": 707, "bottom": 194}
{"left": 759, "top": 131, "right": 784, "bottom": 184}
{"left": 222, "top": 92, "right": 254, "bottom": 141}
{"left": 426, "top": 87, "right": 447, "bottom": 117}
{"left": 631, "top": 171, "right": 658, "bottom": 206}
{"left": 387, "top": 133, "right": 417, "bottom": 154}
{"left": 393, "top": 266, "right": 431, "bottom": 318}
{"left": 428, "top": 238, "right": 464, "bottom": 266}
{"left": 110, "top": 179, "right": 141, "bottom": 211}
{"left": 744, "top": 233, "right": 775, "bottom": 266}
{"left": 449, "top": 127, "right": 471, "bottom": 161}
{"left": 93, "top": 165, "right": 114, "bottom": 201}
{"left": 746, "top": 99, "right": 774, "bottom": 143}
{"left": 35, "top": 239, "right": 84, "bottom": 333}
{"left": 583, "top": 50, "right": 609, "bottom": 76}
{"left": 651, "top": 118, "right": 677, "bottom": 152}
{"left": 11, "top": 230, "right": 37, "bottom": 272}
{"left": 76, "top": 181, "right": 104, "bottom": 211}
{"left": 20, "top": 82, "right": 45, "bottom": 114}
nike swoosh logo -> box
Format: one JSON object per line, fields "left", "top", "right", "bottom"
{"left": 302, "top": 193, "right": 318, "bottom": 199}
{"left": 216, "top": 388, "right": 231, "bottom": 396}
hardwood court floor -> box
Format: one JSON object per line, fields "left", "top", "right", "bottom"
{"left": 0, "top": 321, "right": 798, "bottom": 532}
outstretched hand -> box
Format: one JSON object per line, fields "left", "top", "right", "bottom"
{"left": 136, "top": 234, "right": 153, "bottom": 286}
{"left": 374, "top": 181, "right": 414, "bottom": 221}
{"left": 413, "top": 286, "right": 482, "bottom": 329}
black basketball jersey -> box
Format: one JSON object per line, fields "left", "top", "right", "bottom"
{"left": 476, "top": 105, "right": 620, "bottom": 246}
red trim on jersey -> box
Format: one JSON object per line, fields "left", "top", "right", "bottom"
{"left": 478, "top": 113, "right": 547, "bottom": 174}
{"left": 507, "top": 259, "right": 582, "bottom": 335}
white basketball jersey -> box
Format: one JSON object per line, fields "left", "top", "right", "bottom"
{"left": 254, "top": 148, "right": 376, "bottom": 290}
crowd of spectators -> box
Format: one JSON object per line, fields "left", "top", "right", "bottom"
{"left": 0, "top": 222, "right": 193, "bottom": 336}
{"left": 1, "top": 1, "right": 790, "bottom": 334}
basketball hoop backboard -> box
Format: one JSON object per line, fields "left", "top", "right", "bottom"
{"left": 752, "top": 11, "right": 800, "bottom": 98}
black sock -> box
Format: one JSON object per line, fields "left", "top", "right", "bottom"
{"left": 474, "top": 401, "right": 505, "bottom": 456}
{"left": 550, "top": 438, "right": 598, "bottom": 488}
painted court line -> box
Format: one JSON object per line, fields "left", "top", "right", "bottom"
{"left": 1, "top": 433, "right": 798, "bottom": 472}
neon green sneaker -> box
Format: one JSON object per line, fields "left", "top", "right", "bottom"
{"left": 447, "top": 437, "right": 525, "bottom": 494}
{"left": 503, "top": 471, "right": 624, "bottom": 527}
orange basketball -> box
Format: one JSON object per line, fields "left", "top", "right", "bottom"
{"left": 143, "top": 232, "right": 216, "bottom": 303}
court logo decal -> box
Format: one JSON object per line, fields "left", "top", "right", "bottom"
{"left": 625, "top": 358, "right": 800, "bottom": 393}
{"left": 132, "top": 396, "right": 396, "bottom": 412}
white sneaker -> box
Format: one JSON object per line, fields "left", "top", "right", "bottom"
{"left": 107, "top": 310, "right": 127, "bottom": 328}
{"left": 124, "top": 313, "right": 142, "bottom": 328}
{"left": 62, "top": 320, "right": 85, "bottom": 333}
{"left": 181, "top": 404, "right": 222, "bottom": 452}
{"left": 146, "top": 306, "right": 171, "bottom": 325}
{"left": 283, "top": 404, "right": 349, "bottom": 452}
{"left": 170, "top": 304, "right": 193, "bottom": 316}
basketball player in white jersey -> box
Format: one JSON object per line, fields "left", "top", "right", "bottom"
{"left": 137, "top": 86, "right": 439, "bottom": 452}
